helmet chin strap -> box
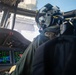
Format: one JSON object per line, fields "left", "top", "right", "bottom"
{"left": 40, "top": 25, "right": 60, "bottom": 38}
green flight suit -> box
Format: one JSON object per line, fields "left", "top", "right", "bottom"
{"left": 5, "top": 33, "right": 49, "bottom": 75}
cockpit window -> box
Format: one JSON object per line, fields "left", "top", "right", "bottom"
{"left": 0, "top": 0, "right": 76, "bottom": 41}
{"left": 14, "top": 14, "right": 39, "bottom": 41}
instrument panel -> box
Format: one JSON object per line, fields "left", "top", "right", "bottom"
{"left": 0, "top": 47, "right": 24, "bottom": 65}
{"left": 0, "top": 47, "right": 24, "bottom": 71}
{"left": 0, "top": 50, "right": 11, "bottom": 65}
{"left": 0, "top": 28, "right": 31, "bottom": 72}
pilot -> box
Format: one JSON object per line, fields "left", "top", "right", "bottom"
{"left": 4, "top": 3, "right": 64, "bottom": 75}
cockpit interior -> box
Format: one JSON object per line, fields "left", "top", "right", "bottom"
{"left": 0, "top": 0, "right": 76, "bottom": 74}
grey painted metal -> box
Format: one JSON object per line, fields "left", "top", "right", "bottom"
{"left": 0, "top": 2, "right": 36, "bottom": 17}
{"left": 0, "top": 9, "right": 10, "bottom": 28}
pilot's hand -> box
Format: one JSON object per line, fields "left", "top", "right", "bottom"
{"left": 9, "top": 65, "right": 16, "bottom": 74}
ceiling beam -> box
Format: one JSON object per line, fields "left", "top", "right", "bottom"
{"left": 0, "top": 2, "right": 76, "bottom": 18}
